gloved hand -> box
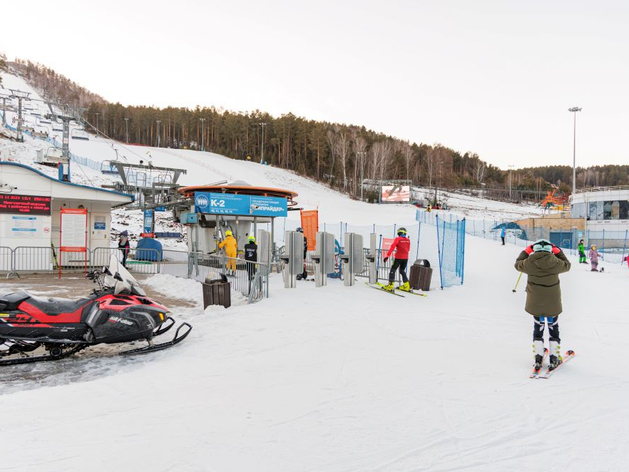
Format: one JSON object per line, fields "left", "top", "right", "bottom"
{"left": 383, "top": 257, "right": 389, "bottom": 263}
{"left": 552, "top": 245, "right": 561, "bottom": 255}
{"left": 524, "top": 245, "right": 534, "bottom": 255}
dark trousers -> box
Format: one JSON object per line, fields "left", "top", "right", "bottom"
{"left": 389, "top": 258, "right": 409, "bottom": 283}
{"left": 501, "top": 236, "right": 505, "bottom": 245}
{"left": 120, "top": 248, "right": 129, "bottom": 267}
{"left": 533, "top": 317, "right": 560, "bottom": 343}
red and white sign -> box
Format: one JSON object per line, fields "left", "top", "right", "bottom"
{"left": 381, "top": 185, "right": 411, "bottom": 203}
{"left": 60, "top": 208, "right": 88, "bottom": 252}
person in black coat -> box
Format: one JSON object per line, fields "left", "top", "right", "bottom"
{"left": 118, "top": 230, "right": 130, "bottom": 267}
{"left": 297, "top": 227, "right": 308, "bottom": 279}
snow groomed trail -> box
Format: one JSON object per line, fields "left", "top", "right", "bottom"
{"left": 2, "top": 235, "right": 628, "bottom": 472}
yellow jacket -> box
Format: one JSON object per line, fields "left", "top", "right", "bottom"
{"left": 219, "top": 235, "right": 238, "bottom": 258}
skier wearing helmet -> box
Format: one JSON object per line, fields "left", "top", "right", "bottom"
{"left": 383, "top": 227, "right": 411, "bottom": 292}
{"left": 244, "top": 235, "right": 258, "bottom": 282}
{"left": 219, "top": 229, "right": 238, "bottom": 276}
{"left": 515, "top": 238, "right": 571, "bottom": 372}
{"left": 589, "top": 245, "right": 602, "bottom": 272}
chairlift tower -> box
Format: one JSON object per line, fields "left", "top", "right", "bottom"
{"left": 0, "top": 92, "right": 10, "bottom": 127}
{"left": 45, "top": 105, "right": 79, "bottom": 181}
{"left": 8, "top": 89, "right": 31, "bottom": 142}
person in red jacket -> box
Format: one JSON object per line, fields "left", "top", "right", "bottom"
{"left": 383, "top": 227, "right": 411, "bottom": 292}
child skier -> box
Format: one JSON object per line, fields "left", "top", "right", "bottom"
{"left": 514, "top": 239, "right": 571, "bottom": 370}
{"left": 589, "top": 245, "right": 601, "bottom": 272}
{"left": 578, "top": 239, "right": 587, "bottom": 264}
{"left": 383, "top": 227, "right": 411, "bottom": 292}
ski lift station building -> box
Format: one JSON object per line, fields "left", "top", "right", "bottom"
{"left": 0, "top": 162, "right": 133, "bottom": 258}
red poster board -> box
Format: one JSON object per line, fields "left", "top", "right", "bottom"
{"left": 381, "top": 238, "right": 395, "bottom": 254}
{"left": 300, "top": 210, "right": 319, "bottom": 251}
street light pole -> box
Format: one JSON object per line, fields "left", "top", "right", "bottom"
{"left": 568, "top": 107, "right": 582, "bottom": 199}
{"left": 200, "top": 117, "right": 206, "bottom": 152}
{"left": 156, "top": 120, "right": 161, "bottom": 148}
{"left": 124, "top": 117, "right": 129, "bottom": 143}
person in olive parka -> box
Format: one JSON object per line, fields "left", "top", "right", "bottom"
{"left": 514, "top": 238, "right": 571, "bottom": 369}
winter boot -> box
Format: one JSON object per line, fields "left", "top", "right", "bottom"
{"left": 549, "top": 340, "right": 562, "bottom": 370}
{"left": 532, "top": 340, "right": 545, "bottom": 368}
{"left": 383, "top": 282, "right": 395, "bottom": 292}
{"left": 399, "top": 281, "right": 411, "bottom": 292}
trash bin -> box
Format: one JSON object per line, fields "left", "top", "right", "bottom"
{"left": 202, "top": 272, "right": 231, "bottom": 309}
{"left": 410, "top": 259, "right": 432, "bottom": 291}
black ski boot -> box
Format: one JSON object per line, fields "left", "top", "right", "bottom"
{"left": 548, "top": 355, "right": 562, "bottom": 371}
{"left": 534, "top": 354, "right": 544, "bottom": 371}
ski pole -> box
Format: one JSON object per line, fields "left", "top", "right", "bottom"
{"left": 513, "top": 272, "right": 523, "bottom": 293}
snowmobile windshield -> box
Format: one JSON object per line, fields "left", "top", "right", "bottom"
{"left": 104, "top": 254, "right": 147, "bottom": 296}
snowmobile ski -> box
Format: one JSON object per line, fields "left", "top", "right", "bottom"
{"left": 529, "top": 348, "right": 549, "bottom": 378}
{"left": 538, "top": 350, "right": 576, "bottom": 379}
{"left": 366, "top": 282, "right": 405, "bottom": 297}
{"left": 395, "top": 286, "right": 427, "bottom": 297}
{"left": 120, "top": 322, "right": 192, "bottom": 356}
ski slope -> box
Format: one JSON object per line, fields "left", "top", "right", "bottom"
{"left": 2, "top": 235, "right": 628, "bottom": 471}
{"left": 3, "top": 70, "right": 628, "bottom": 471}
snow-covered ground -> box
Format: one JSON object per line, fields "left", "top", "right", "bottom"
{"left": 2, "top": 235, "right": 628, "bottom": 471}
{"left": 3, "top": 70, "right": 627, "bottom": 471}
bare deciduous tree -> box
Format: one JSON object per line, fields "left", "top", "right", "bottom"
{"left": 326, "top": 128, "right": 338, "bottom": 184}
{"left": 335, "top": 130, "right": 350, "bottom": 191}
{"left": 352, "top": 132, "right": 368, "bottom": 196}
{"left": 399, "top": 140, "right": 415, "bottom": 182}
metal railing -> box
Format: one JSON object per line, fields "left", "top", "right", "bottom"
{"left": 0, "top": 246, "right": 269, "bottom": 303}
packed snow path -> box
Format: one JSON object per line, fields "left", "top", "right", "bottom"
{"left": 2, "top": 235, "right": 628, "bottom": 471}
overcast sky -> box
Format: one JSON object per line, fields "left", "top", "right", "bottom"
{"left": 1, "top": 0, "right": 628, "bottom": 169}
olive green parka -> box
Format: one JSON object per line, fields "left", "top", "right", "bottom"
{"left": 514, "top": 250, "right": 571, "bottom": 317}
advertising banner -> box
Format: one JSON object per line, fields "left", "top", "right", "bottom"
{"left": 381, "top": 185, "right": 410, "bottom": 203}
{"left": 143, "top": 209, "right": 154, "bottom": 233}
{"left": 194, "top": 192, "right": 288, "bottom": 217}
{"left": 300, "top": 210, "right": 319, "bottom": 251}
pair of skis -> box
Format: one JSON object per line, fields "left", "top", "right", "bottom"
{"left": 530, "top": 349, "right": 576, "bottom": 379}
{"left": 365, "top": 282, "right": 427, "bottom": 298}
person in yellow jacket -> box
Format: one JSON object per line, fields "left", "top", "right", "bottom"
{"left": 219, "top": 230, "right": 238, "bottom": 275}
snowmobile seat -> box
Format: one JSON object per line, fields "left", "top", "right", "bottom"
{"left": 23, "top": 295, "right": 92, "bottom": 316}
{"left": 0, "top": 291, "right": 31, "bottom": 311}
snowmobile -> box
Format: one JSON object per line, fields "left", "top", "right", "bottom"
{"left": 0, "top": 255, "right": 192, "bottom": 366}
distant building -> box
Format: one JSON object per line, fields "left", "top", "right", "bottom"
{"left": 571, "top": 186, "right": 629, "bottom": 250}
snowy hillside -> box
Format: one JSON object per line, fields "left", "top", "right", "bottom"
{"left": 4, "top": 70, "right": 626, "bottom": 472}
{"left": 1, "top": 70, "right": 545, "bottom": 234}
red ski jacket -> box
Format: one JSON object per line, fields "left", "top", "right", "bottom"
{"left": 386, "top": 236, "right": 410, "bottom": 260}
